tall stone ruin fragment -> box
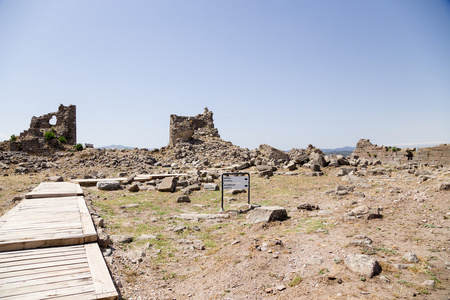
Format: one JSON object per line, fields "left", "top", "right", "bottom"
{"left": 169, "top": 108, "right": 220, "bottom": 146}
{"left": 9, "top": 104, "right": 76, "bottom": 155}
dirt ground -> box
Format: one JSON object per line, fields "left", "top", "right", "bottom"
{"left": 1, "top": 164, "right": 449, "bottom": 300}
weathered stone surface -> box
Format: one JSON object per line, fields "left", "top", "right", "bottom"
{"left": 177, "top": 195, "right": 191, "bottom": 203}
{"left": 226, "top": 189, "right": 247, "bottom": 195}
{"left": 48, "top": 176, "right": 63, "bottom": 182}
{"left": 258, "top": 144, "right": 289, "bottom": 161}
{"left": 438, "top": 182, "right": 450, "bottom": 191}
{"left": 297, "top": 203, "right": 319, "bottom": 211}
{"left": 157, "top": 176, "right": 178, "bottom": 192}
{"left": 181, "top": 183, "right": 201, "bottom": 194}
{"left": 246, "top": 206, "right": 288, "bottom": 223}
{"left": 111, "top": 235, "right": 133, "bottom": 244}
{"left": 344, "top": 254, "right": 381, "bottom": 278}
{"left": 335, "top": 185, "right": 355, "bottom": 195}
{"left": 203, "top": 183, "right": 219, "bottom": 191}
{"left": 235, "top": 162, "right": 251, "bottom": 170}
{"left": 129, "top": 184, "right": 140, "bottom": 192}
{"left": 97, "top": 180, "right": 121, "bottom": 191}
{"left": 97, "top": 229, "right": 111, "bottom": 248}
{"left": 403, "top": 252, "right": 419, "bottom": 263}
{"left": 258, "top": 170, "right": 273, "bottom": 178}
{"left": 286, "top": 161, "right": 297, "bottom": 171}
{"left": 344, "top": 205, "right": 382, "bottom": 220}
{"left": 256, "top": 165, "right": 275, "bottom": 172}
{"left": 122, "top": 174, "right": 136, "bottom": 185}
{"left": 350, "top": 235, "right": 373, "bottom": 246}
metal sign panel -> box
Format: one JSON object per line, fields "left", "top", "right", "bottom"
{"left": 220, "top": 173, "right": 250, "bottom": 212}
{"left": 223, "top": 176, "right": 249, "bottom": 190}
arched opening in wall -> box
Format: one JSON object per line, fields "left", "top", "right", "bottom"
{"left": 49, "top": 116, "right": 57, "bottom": 126}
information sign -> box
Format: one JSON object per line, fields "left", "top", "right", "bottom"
{"left": 223, "top": 176, "right": 249, "bottom": 190}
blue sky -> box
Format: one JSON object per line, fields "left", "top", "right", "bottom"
{"left": 1, "top": 0, "right": 449, "bottom": 150}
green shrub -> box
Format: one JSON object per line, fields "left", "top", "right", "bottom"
{"left": 58, "top": 136, "right": 67, "bottom": 143}
{"left": 75, "top": 143, "right": 83, "bottom": 151}
{"left": 44, "top": 131, "right": 56, "bottom": 141}
{"left": 10, "top": 134, "right": 16, "bottom": 142}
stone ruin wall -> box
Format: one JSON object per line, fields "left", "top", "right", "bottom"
{"left": 169, "top": 107, "right": 220, "bottom": 146}
{"left": 9, "top": 104, "right": 76, "bottom": 154}
{"left": 352, "top": 139, "right": 450, "bottom": 166}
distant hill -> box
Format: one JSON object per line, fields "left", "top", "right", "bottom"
{"left": 321, "top": 146, "right": 355, "bottom": 156}
{"left": 98, "top": 145, "right": 135, "bottom": 149}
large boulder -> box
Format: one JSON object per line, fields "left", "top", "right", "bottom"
{"left": 246, "top": 206, "right": 288, "bottom": 223}
{"left": 345, "top": 254, "right": 381, "bottom": 278}
{"left": 97, "top": 181, "right": 121, "bottom": 191}
{"left": 344, "top": 205, "right": 382, "bottom": 220}
{"left": 158, "top": 177, "right": 178, "bottom": 192}
{"left": 258, "top": 144, "right": 289, "bottom": 161}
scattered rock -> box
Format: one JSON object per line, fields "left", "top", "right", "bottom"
{"left": 437, "top": 182, "right": 450, "bottom": 191}
{"left": 48, "top": 176, "right": 63, "bottom": 182}
{"left": 403, "top": 252, "right": 419, "bottom": 263}
{"left": 421, "top": 280, "right": 436, "bottom": 287}
{"left": 157, "top": 177, "right": 178, "bottom": 192}
{"left": 111, "top": 235, "right": 133, "bottom": 244}
{"left": 97, "top": 181, "right": 121, "bottom": 191}
{"left": 203, "top": 183, "right": 219, "bottom": 191}
{"left": 344, "top": 205, "right": 382, "bottom": 220}
{"left": 297, "top": 203, "right": 320, "bottom": 211}
{"left": 97, "top": 230, "right": 111, "bottom": 248}
{"left": 350, "top": 235, "right": 373, "bottom": 246}
{"left": 226, "top": 189, "right": 247, "bottom": 195}
{"left": 177, "top": 195, "right": 191, "bottom": 203}
{"left": 128, "top": 184, "right": 140, "bottom": 192}
{"left": 246, "top": 206, "right": 288, "bottom": 224}
{"left": 122, "top": 174, "right": 136, "bottom": 185}
{"left": 344, "top": 254, "right": 381, "bottom": 278}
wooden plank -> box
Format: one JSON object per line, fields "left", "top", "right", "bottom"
{"left": 78, "top": 196, "right": 97, "bottom": 243}
{"left": 1, "top": 266, "right": 91, "bottom": 284}
{"left": 0, "top": 236, "right": 87, "bottom": 252}
{"left": 0, "top": 247, "right": 83, "bottom": 262}
{"left": 0, "top": 257, "right": 88, "bottom": 273}
{"left": 84, "top": 243, "right": 118, "bottom": 299}
{"left": 0, "top": 253, "right": 87, "bottom": 268}
{"left": 0, "top": 263, "right": 89, "bottom": 280}
{"left": 0, "top": 278, "right": 94, "bottom": 298}
{"left": 0, "top": 271, "right": 92, "bottom": 291}
{"left": 26, "top": 182, "right": 83, "bottom": 199}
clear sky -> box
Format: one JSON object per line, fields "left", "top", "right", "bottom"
{"left": 1, "top": 1, "right": 449, "bottom": 150}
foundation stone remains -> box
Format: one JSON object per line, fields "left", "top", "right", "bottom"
{"left": 352, "top": 139, "right": 450, "bottom": 166}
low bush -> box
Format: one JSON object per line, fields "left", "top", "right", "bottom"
{"left": 58, "top": 136, "right": 67, "bottom": 143}
{"left": 44, "top": 131, "right": 56, "bottom": 141}
{"left": 75, "top": 143, "right": 83, "bottom": 151}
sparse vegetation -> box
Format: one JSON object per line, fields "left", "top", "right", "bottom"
{"left": 75, "top": 143, "right": 83, "bottom": 151}
{"left": 58, "top": 136, "right": 67, "bottom": 143}
{"left": 44, "top": 131, "right": 56, "bottom": 141}
{"left": 10, "top": 134, "right": 16, "bottom": 142}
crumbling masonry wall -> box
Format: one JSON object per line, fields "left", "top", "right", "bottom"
{"left": 10, "top": 104, "right": 76, "bottom": 154}
{"left": 169, "top": 108, "right": 220, "bottom": 146}
{"left": 352, "top": 139, "right": 450, "bottom": 166}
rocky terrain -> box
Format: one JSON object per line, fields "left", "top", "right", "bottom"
{"left": 1, "top": 142, "right": 449, "bottom": 300}
{"left": 0, "top": 108, "right": 449, "bottom": 299}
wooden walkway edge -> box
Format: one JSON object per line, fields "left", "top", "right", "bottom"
{"left": 0, "top": 182, "right": 118, "bottom": 300}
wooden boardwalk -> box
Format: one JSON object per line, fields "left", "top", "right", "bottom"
{"left": 0, "top": 182, "right": 118, "bottom": 299}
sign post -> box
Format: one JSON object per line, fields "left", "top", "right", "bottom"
{"left": 220, "top": 173, "right": 250, "bottom": 212}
